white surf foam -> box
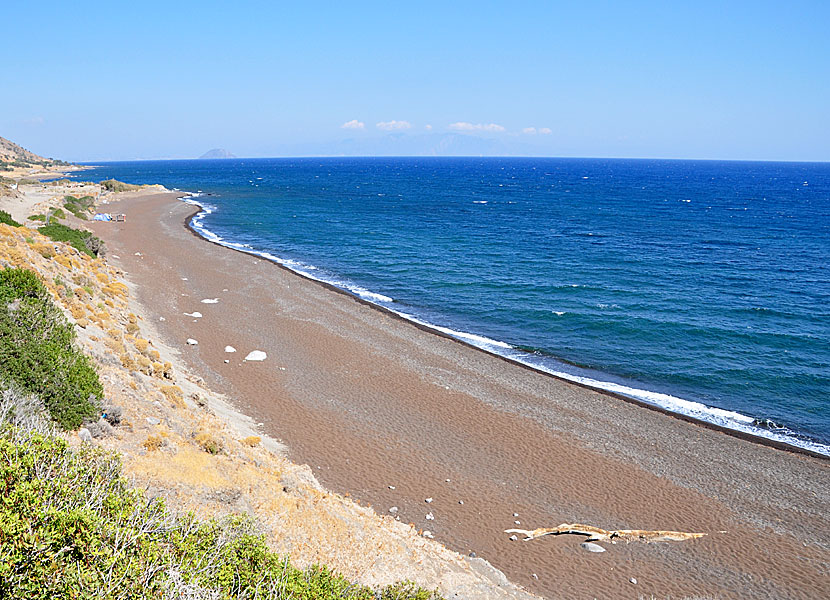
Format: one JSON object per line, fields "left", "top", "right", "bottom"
{"left": 177, "top": 194, "right": 829, "bottom": 457}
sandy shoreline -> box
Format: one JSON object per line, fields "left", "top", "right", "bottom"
{"left": 91, "top": 190, "right": 830, "bottom": 600}
{"left": 181, "top": 204, "right": 827, "bottom": 461}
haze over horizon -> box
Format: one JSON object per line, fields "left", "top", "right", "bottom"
{"left": 1, "top": 1, "right": 828, "bottom": 162}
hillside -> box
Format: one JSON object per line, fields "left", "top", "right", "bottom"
{"left": 0, "top": 136, "right": 54, "bottom": 164}
{"left": 0, "top": 137, "right": 81, "bottom": 191}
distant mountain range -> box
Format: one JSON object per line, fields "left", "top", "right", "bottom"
{"left": 199, "top": 149, "right": 237, "bottom": 159}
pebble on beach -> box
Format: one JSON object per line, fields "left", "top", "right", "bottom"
{"left": 225, "top": 346, "right": 236, "bottom": 353}
{"left": 201, "top": 298, "right": 219, "bottom": 304}
{"left": 580, "top": 542, "right": 606, "bottom": 553}
{"left": 186, "top": 338, "right": 198, "bottom": 345}
{"left": 425, "top": 512, "right": 434, "bottom": 521}
{"left": 184, "top": 311, "right": 202, "bottom": 318}
{"left": 244, "top": 350, "right": 267, "bottom": 361}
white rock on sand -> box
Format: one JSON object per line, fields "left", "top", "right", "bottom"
{"left": 244, "top": 350, "right": 267, "bottom": 361}
{"left": 186, "top": 338, "right": 198, "bottom": 345}
{"left": 184, "top": 311, "right": 202, "bottom": 318}
{"left": 201, "top": 298, "right": 219, "bottom": 304}
{"left": 224, "top": 346, "right": 236, "bottom": 353}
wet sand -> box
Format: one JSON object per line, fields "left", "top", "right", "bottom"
{"left": 92, "top": 190, "right": 830, "bottom": 600}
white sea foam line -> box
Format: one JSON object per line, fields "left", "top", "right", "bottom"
{"left": 522, "top": 361, "right": 830, "bottom": 456}
{"left": 178, "top": 195, "right": 830, "bottom": 457}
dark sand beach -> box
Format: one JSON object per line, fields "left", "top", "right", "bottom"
{"left": 92, "top": 190, "right": 830, "bottom": 600}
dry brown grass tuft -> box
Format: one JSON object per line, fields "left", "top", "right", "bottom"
{"left": 32, "top": 243, "right": 54, "bottom": 258}
{"left": 120, "top": 353, "right": 135, "bottom": 369}
{"left": 195, "top": 431, "right": 223, "bottom": 455}
{"left": 241, "top": 436, "right": 261, "bottom": 447}
{"left": 143, "top": 434, "right": 164, "bottom": 451}
{"left": 160, "top": 385, "right": 186, "bottom": 408}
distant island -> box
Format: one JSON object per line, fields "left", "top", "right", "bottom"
{"left": 199, "top": 148, "right": 236, "bottom": 159}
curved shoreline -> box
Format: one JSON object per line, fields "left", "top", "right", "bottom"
{"left": 179, "top": 198, "right": 828, "bottom": 461}
{"left": 91, "top": 189, "right": 830, "bottom": 600}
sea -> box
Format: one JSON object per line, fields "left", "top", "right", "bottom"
{"left": 74, "top": 157, "right": 830, "bottom": 455}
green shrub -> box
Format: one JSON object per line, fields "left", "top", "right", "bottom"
{"left": 0, "top": 268, "right": 101, "bottom": 429}
{"left": 0, "top": 210, "right": 21, "bottom": 227}
{"left": 63, "top": 195, "right": 95, "bottom": 220}
{"left": 28, "top": 214, "right": 46, "bottom": 222}
{"left": 101, "top": 179, "right": 141, "bottom": 192}
{"left": 37, "top": 223, "right": 104, "bottom": 257}
{"left": 0, "top": 410, "right": 443, "bottom": 600}
{"left": 51, "top": 208, "right": 66, "bottom": 219}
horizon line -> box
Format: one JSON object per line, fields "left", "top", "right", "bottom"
{"left": 76, "top": 155, "right": 830, "bottom": 165}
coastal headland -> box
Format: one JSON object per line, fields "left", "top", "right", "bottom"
{"left": 87, "top": 189, "right": 828, "bottom": 599}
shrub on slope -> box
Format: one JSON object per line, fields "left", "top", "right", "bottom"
{"left": 0, "top": 268, "right": 101, "bottom": 429}
{"left": 0, "top": 389, "right": 441, "bottom": 600}
{"left": 0, "top": 210, "right": 21, "bottom": 227}
{"left": 101, "top": 179, "right": 141, "bottom": 192}
{"left": 63, "top": 195, "right": 95, "bottom": 220}
{"left": 38, "top": 223, "right": 105, "bottom": 257}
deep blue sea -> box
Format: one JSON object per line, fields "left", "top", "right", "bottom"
{"left": 76, "top": 158, "right": 830, "bottom": 454}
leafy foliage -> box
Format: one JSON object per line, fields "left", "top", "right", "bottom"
{"left": 0, "top": 210, "right": 21, "bottom": 227}
{"left": 63, "top": 195, "right": 95, "bottom": 220}
{"left": 0, "top": 405, "right": 443, "bottom": 600}
{"left": 37, "top": 223, "right": 104, "bottom": 257}
{"left": 0, "top": 268, "right": 101, "bottom": 429}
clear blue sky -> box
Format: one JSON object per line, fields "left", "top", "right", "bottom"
{"left": 2, "top": 1, "right": 828, "bottom": 161}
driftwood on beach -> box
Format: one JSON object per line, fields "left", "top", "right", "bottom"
{"left": 505, "top": 523, "right": 706, "bottom": 543}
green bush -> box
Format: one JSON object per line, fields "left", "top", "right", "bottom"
{"left": 0, "top": 409, "right": 443, "bottom": 600}
{"left": 0, "top": 210, "right": 21, "bottom": 227}
{"left": 28, "top": 214, "right": 46, "bottom": 222}
{"left": 37, "top": 223, "right": 104, "bottom": 257}
{"left": 51, "top": 208, "right": 66, "bottom": 220}
{"left": 101, "top": 179, "right": 141, "bottom": 192}
{"left": 63, "top": 195, "right": 95, "bottom": 220}
{"left": 0, "top": 268, "right": 101, "bottom": 429}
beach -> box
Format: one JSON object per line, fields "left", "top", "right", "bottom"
{"left": 90, "top": 189, "right": 830, "bottom": 600}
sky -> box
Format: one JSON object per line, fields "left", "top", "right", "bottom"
{"left": 1, "top": 1, "right": 828, "bottom": 162}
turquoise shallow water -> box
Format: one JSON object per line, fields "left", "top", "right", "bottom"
{"left": 78, "top": 158, "right": 830, "bottom": 453}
